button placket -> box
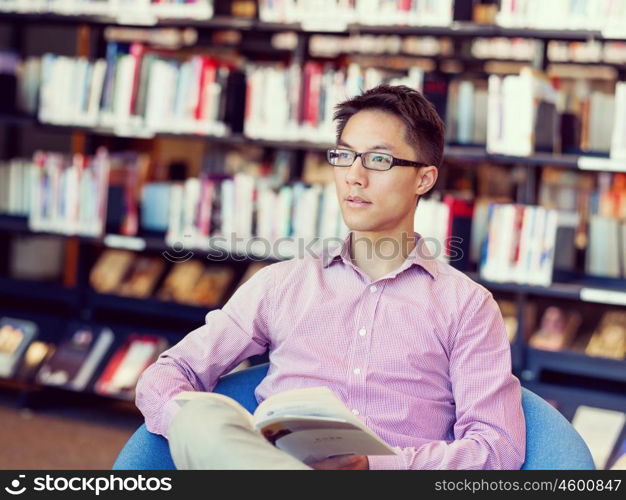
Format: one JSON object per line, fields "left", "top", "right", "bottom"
{"left": 349, "top": 281, "right": 385, "bottom": 419}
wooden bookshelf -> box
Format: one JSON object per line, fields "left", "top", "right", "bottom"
{"left": 0, "top": 1, "right": 624, "bottom": 419}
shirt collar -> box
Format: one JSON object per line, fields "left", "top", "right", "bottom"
{"left": 322, "top": 231, "right": 439, "bottom": 280}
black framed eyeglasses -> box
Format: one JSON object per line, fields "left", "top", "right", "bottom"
{"left": 326, "top": 148, "right": 429, "bottom": 171}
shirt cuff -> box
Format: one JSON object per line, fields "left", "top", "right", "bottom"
{"left": 367, "top": 451, "right": 406, "bottom": 470}
{"left": 159, "top": 397, "right": 183, "bottom": 439}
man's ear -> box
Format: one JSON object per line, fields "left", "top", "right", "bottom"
{"left": 415, "top": 166, "right": 438, "bottom": 196}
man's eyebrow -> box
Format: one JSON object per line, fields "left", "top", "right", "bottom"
{"left": 337, "top": 139, "right": 394, "bottom": 151}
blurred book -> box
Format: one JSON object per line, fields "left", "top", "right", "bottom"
{"left": 244, "top": 61, "right": 423, "bottom": 143}
{"left": 29, "top": 149, "right": 111, "bottom": 237}
{"left": 585, "top": 311, "right": 626, "bottom": 360}
{"left": 528, "top": 306, "right": 581, "bottom": 352}
{"left": 9, "top": 235, "right": 65, "bottom": 281}
{"left": 94, "top": 333, "right": 168, "bottom": 400}
{"left": 90, "top": 249, "right": 135, "bottom": 294}
{"left": 0, "top": 158, "right": 35, "bottom": 216}
{"left": 413, "top": 197, "right": 450, "bottom": 264}
{"left": 15, "top": 341, "right": 53, "bottom": 381}
{"left": 608, "top": 438, "right": 626, "bottom": 470}
{"left": 116, "top": 256, "right": 165, "bottom": 299}
{"left": 496, "top": 0, "right": 626, "bottom": 32}
{"left": 258, "top": 0, "right": 453, "bottom": 26}
{"left": 0, "top": 1, "right": 213, "bottom": 20}
{"left": 571, "top": 405, "right": 626, "bottom": 470}
{"left": 37, "top": 324, "right": 115, "bottom": 391}
{"left": 497, "top": 300, "right": 518, "bottom": 343}
{"left": 157, "top": 260, "right": 205, "bottom": 304}
{"left": 586, "top": 215, "right": 622, "bottom": 278}
{"left": 480, "top": 203, "right": 558, "bottom": 286}
{"left": 189, "top": 266, "right": 235, "bottom": 307}
{"left": 443, "top": 195, "right": 474, "bottom": 271}
{"left": 487, "top": 68, "right": 557, "bottom": 156}
{"left": 446, "top": 78, "right": 488, "bottom": 145}
{"left": 0, "top": 51, "right": 18, "bottom": 114}
{"left": 35, "top": 44, "right": 239, "bottom": 136}
{"left": 497, "top": 299, "right": 537, "bottom": 344}
{"left": 141, "top": 183, "right": 171, "bottom": 232}
{"left": 0, "top": 317, "right": 37, "bottom": 378}
{"left": 611, "top": 82, "right": 626, "bottom": 160}
{"left": 237, "top": 262, "right": 270, "bottom": 288}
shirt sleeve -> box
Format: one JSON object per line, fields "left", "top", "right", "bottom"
{"left": 368, "top": 290, "right": 526, "bottom": 470}
{"left": 135, "top": 264, "right": 275, "bottom": 438}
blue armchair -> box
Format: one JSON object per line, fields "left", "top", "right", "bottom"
{"left": 113, "top": 363, "right": 595, "bottom": 470}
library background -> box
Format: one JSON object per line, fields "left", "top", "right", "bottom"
{"left": 0, "top": 0, "right": 625, "bottom": 470}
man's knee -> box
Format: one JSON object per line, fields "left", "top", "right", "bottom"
{"left": 168, "top": 398, "right": 244, "bottom": 448}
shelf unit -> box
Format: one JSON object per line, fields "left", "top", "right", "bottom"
{"left": 2, "top": 11, "right": 625, "bottom": 41}
{"left": 1, "top": 112, "right": 624, "bottom": 172}
{"left": 0, "top": 3, "right": 625, "bottom": 419}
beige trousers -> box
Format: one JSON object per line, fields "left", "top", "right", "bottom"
{"left": 168, "top": 398, "right": 312, "bottom": 470}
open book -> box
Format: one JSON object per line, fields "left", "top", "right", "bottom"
{"left": 173, "top": 386, "right": 397, "bottom": 465}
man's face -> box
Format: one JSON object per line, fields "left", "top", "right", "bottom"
{"left": 334, "top": 109, "right": 436, "bottom": 235}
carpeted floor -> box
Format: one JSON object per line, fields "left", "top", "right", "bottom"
{"left": 0, "top": 395, "right": 144, "bottom": 469}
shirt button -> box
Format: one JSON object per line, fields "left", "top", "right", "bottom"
{"left": 358, "top": 328, "right": 366, "bottom": 337}
{"left": 353, "top": 368, "right": 361, "bottom": 375}
{"left": 352, "top": 408, "right": 360, "bottom": 416}
{"left": 370, "top": 285, "right": 378, "bottom": 293}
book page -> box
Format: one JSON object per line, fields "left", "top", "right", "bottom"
{"left": 253, "top": 386, "right": 361, "bottom": 428}
{"left": 274, "top": 428, "right": 396, "bottom": 465}
{"left": 572, "top": 406, "right": 626, "bottom": 469}
{"left": 253, "top": 386, "right": 396, "bottom": 462}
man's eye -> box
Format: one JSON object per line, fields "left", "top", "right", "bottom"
{"left": 371, "top": 155, "right": 387, "bottom": 163}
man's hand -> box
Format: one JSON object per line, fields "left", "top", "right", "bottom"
{"left": 311, "top": 455, "right": 369, "bottom": 470}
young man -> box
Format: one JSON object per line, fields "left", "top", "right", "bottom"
{"left": 135, "top": 84, "right": 526, "bottom": 470}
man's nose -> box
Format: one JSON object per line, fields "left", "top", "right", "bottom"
{"left": 345, "top": 156, "right": 368, "bottom": 186}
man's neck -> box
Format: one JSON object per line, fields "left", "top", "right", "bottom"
{"left": 349, "top": 228, "right": 417, "bottom": 282}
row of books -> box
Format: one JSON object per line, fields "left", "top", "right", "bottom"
{"left": 89, "top": 248, "right": 265, "bottom": 307}
{"left": 309, "top": 34, "right": 626, "bottom": 66}
{"left": 478, "top": 209, "right": 626, "bottom": 286}
{"left": 499, "top": 299, "right": 626, "bottom": 361}
{"left": 480, "top": 203, "right": 557, "bottom": 287}
{"left": 486, "top": 70, "right": 626, "bottom": 157}
{"left": 538, "top": 169, "right": 626, "bottom": 279}
{"left": 438, "top": 65, "right": 624, "bottom": 159}
{"left": 0, "top": 0, "right": 214, "bottom": 21}
{"left": 16, "top": 46, "right": 626, "bottom": 158}
{"left": 34, "top": 44, "right": 245, "bottom": 136}
{"left": 308, "top": 34, "right": 453, "bottom": 58}
{"left": 258, "top": 0, "right": 453, "bottom": 27}
{"left": 529, "top": 308, "right": 626, "bottom": 360}
{"left": 0, "top": 317, "right": 166, "bottom": 400}
{"left": 474, "top": 37, "right": 626, "bottom": 65}
{"left": 244, "top": 61, "right": 423, "bottom": 142}
{"left": 3, "top": 0, "right": 626, "bottom": 37}
{"left": 163, "top": 172, "right": 352, "bottom": 252}
{"left": 2, "top": 148, "right": 624, "bottom": 282}
{"left": 29, "top": 149, "right": 111, "bottom": 237}
{"left": 496, "top": 0, "right": 626, "bottom": 35}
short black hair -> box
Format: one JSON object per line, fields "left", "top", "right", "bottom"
{"left": 333, "top": 84, "right": 445, "bottom": 168}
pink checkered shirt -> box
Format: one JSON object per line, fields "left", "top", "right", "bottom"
{"left": 136, "top": 231, "right": 526, "bottom": 469}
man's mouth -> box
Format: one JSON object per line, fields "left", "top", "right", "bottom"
{"left": 346, "top": 195, "right": 372, "bottom": 207}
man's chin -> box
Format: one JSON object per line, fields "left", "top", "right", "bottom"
{"left": 343, "top": 220, "right": 380, "bottom": 233}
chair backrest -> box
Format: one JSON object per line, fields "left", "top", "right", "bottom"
{"left": 113, "top": 364, "right": 595, "bottom": 470}
{"left": 520, "top": 387, "right": 594, "bottom": 470}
